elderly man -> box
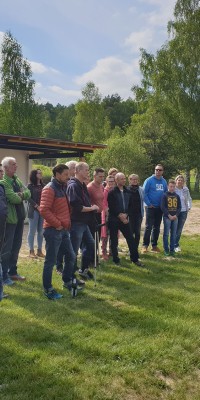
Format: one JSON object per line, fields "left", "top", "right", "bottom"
{"left": 67, "top": 162, "right": 99, "bottom": 280}
{"left": 1, "top": 157, "right": 30, "bottom": 285}
{"left": 107, "top": 172, "right": 144, "bottom": 267}
{"left": 142, "top": 164, "right": 167, "bottom": 253}
{"left": 65, "top": 160, "right": 77, "bottom": 178}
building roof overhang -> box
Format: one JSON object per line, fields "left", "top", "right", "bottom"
{"left": 0, "top": 133, "right": 107, "bottom": 159}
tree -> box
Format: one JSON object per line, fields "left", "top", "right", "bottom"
{"left": 102, "top": 94, "right": 137, "bottom": 130}
{"left": 0, "top": 31, "right": 41, "bottom": 135}
{"left": 89, "top": 129, "right": 150, "bottom": 182}
{"left": 73, "top": 82, "right": 105, "bottom": 143}
{"left": 133, "top": 0, "right": 200, "bottom": 169}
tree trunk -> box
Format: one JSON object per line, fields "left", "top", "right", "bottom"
{"left": 194, "top": 168, "right": 200, "bottom": 192}
{"left": 185, "top": 169, "right": 190, "bottom": 190}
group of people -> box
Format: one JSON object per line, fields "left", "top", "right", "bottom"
{"left": 0, "top": 157, "right": 192, "bottom": 301}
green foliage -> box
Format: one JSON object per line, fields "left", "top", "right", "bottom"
{"left": 102, "top": 94, "right": 137, "bottom": 130}
{"left": 90, "top": 130, "right": 150, "bottom": 181}
{"left": 135, "top": 0, "right": 200, "bottom": 168}
{"left": 40, "top": 103, "right": 76, "bottom": 140}
{"left": 0, "top": 31, "right": 41, "bottom": 136}
{"left": 73, "top": 82, "right": 105, "bottom": 143}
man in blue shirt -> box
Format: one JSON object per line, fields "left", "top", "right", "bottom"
{"left": 142, "top": 164, "right": 167, "bottom": 253}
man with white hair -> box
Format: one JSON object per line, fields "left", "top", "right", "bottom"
{"left": 0, "top": 157, "right": 30, "bottom": 285}
{"left": 65, "top": 160, "right": 77, "bottom": 178}
{"left": 107, "top": 172, "right": 144, "bottom": 267}
{"left": 67, "top": 162, "right": 99, "bottom": 280}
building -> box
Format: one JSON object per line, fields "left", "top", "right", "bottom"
{"left": 0, "top": 133, "right": 107, "bottom": 185}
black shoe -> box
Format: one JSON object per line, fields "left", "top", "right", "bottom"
{"left": 2, "top": 293, "right": 9, "bottom": 299}
{"left": 134, "top": 260, "right": 145, "bottom": 268}
{"left": 63, "top": 280, "right": 83, "bottom": 291}
{"left": 78, "top": 269, "right": 94, "bottom": 280}
{"left": 56, "top": 268, "right": 63, "bottom": 275}
{"left": 113, "top": 258, "right": 120, "bottom": 266}
{"left": 76, "top": 278, "right": 86, "bottom": 286}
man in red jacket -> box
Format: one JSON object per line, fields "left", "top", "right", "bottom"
{"left": 40, "top": 164, "right": 76, "bottom": 300}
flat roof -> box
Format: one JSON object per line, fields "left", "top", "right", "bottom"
{"left": 0, "top": 133, "right": 107, "bottom": 159}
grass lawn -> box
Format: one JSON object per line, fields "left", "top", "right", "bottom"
{"left": 1, "top": 234, "right": 200, "bottom": 400}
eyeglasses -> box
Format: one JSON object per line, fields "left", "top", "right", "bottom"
{"left": 155, "top": 169, "right": 163, "bottom": 171}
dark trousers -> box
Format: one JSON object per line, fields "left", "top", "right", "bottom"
{"left": 70, "top": 222, "right": 95, "bottom": 273}
{"left": 0, "top": 216, "right": 6, "bottom": 300}
{"left": 1, "top": 220, "right": 24, "bottom": 280}
{"left": 129, "top": 215, "right": 143, "bottom": 249}
{"left": 108, "top": 219, "right": 139, "bottom": 263}
{"left": 89, "top": 213, "right": 102, "bottom": 241}
{"left": 43, "top": 227, "right": 75, "bottom": 290}
{"left": 143, "top": 207, "right": 163, "bottom": 247}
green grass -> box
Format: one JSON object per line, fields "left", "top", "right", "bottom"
{"left": 1, "top": 235, "right": 200, "bottom": 400}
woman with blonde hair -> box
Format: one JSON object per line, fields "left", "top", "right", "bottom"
{"left": 174, "top": 175, "right": 192, "bottom": 252}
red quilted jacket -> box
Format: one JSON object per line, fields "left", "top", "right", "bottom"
{"left": 40, "top": 178, "right": 71, "bottom": 229}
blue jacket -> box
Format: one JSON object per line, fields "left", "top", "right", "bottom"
{"left": 143, "top": 175, "right": 167, "bottom": 207}
{"left": 67, "top": 178, "right": 93, "bottom": 224}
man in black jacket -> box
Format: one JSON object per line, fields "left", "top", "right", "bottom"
{"left": 107, "top": 173, "right": 144, "bottom": 267}
{"left": 66, "top": 162, "right": 99, "bottom": 280}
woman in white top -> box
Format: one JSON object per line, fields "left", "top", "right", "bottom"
{"left": 174, "top": 175, "right": 192, "bottom": 252}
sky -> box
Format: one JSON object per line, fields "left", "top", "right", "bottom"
{"left": 0, "top": 0, "right": 177, "bottom": 106}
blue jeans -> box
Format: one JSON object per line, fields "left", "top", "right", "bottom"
{"left": 143, "top": 207, "right": 163, "bottom": 247}
{"left": 1, "top": 220, "right": 24, "bottom": 280}
{"left": 70, "top": 222, "right": 94, "bottom": 273}
{"left": 28, "top": 211, "right": 44, "bottom": 251}
{"left": 43, "top": 227, "right": 76, "bottom": 290}
{"left": 163, "top": 216, "right": 178, "bottom": 252}
{"left": 175, "top": 211, "right": 188, "bottom": 247}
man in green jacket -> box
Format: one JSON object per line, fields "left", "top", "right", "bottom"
{"left": 0, "top": 157, "right": 30, "bottom": 285}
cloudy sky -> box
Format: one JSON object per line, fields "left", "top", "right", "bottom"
{"left": 0, "top": 0, "right": 176, "bottom": 106}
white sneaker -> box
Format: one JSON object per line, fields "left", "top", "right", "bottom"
{"left": 174, "top": 247, "right": 181, "bottom": 253}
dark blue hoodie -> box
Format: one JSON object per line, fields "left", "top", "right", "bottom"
{"left": 66, "top": 178, "right": 94, "bottom": 225}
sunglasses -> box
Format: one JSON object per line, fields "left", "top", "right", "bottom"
{"left": 155, "top": 169, "right": 163, "bottom": 171}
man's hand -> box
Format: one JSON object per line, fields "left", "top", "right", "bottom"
{"left": 168, "top": 215, "right": 176, "bottom": 221}
{"left": 56, "top": 226, "right": 63, "bottom": 231}
{"left": 91, "top": 204, "right": 99, "bottom": 212}
{"left": 118, "top": 213, "right": 129, "bottom": 224}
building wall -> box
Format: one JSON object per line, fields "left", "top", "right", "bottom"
{"left": 0, "top": 149, "right": 32, "bottom": 185}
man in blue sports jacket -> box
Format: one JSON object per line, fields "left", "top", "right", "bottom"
{"left": 142, "top": 164, "right": 167, "bottom": 253}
